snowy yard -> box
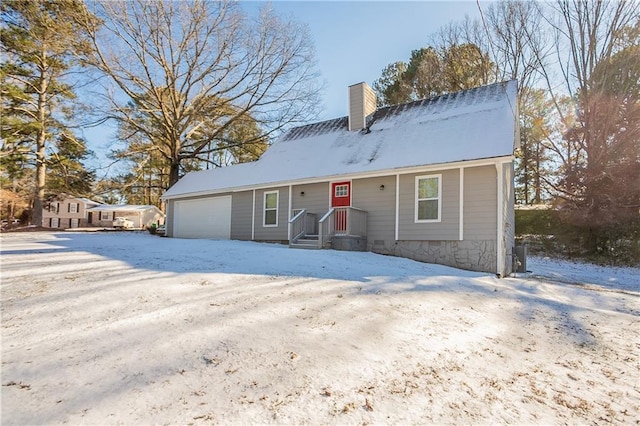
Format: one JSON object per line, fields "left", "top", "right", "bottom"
{"left": 1, "top": 232, "right": 639, "bottom": 425}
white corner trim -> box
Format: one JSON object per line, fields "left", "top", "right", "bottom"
{"left": 287, "top": 185, "right": 292, "bottom": 240}
{"left": 459, "top": 167, "right": 464, "bottom": 241}
{"left": 251, "top": 189, "right": 256, "bottom": 240}
{"left": 395, "top": 174, "right": 400, "bottom": 241}
{"left": 495, "top": 162, "right": 504, "bottom": 276}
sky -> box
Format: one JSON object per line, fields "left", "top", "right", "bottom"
{"left": 245, "top": 1, "right": 485, "bottom": 120}
{"left": 87, "top": 1, "right": 487, "bottom": 176}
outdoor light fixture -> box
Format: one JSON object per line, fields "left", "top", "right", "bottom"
{"left": 300, "top": 191, "right": 305, "bottom": 196}
{"left": 379, "top": 184, "right": 385, "bottom": 190}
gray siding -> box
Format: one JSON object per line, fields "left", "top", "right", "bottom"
{"left": 231, "top": 190, "right": 253, "bottom": 240}
{"left": 352, "top": 176, "right": 396, "bottom": 246}
{"left": 398, "top": 169, "right": 460, "bottom": 241}
{"left": 464, "top": 165, "right": 497, "bottom": 241}
{"left": 253, "top": 186, "right": 289, "bottom": 241}
{"left": 291, "top": 182, "right": 330, "bottom": 217}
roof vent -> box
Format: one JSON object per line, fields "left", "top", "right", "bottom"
{"left": 348, "top": 82, "right": 377, "bottom": 132}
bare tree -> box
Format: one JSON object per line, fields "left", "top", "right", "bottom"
{"left": 81, "top": 0, "right": 321, "bottom": 186}
{"left": 542, "top": 1, "right": 639, "bottom": 212}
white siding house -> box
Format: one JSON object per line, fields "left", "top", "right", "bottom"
{"left": 87, "top": 204, "right": 165, "bottom": 229}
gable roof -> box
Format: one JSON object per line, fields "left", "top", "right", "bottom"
{"left": 87, "top": 204, "right": 163, "bottom": 214}
{"left": 77, "top": 197, "right": 103, "bottom": 206}
{"left": 52, "top": 194, "right": 102, "bottom": 206}
{"left": 163, "top": 80, "right": 518, "bottom": 199}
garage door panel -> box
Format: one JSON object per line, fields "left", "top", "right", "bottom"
{"left": 174, "top": 196, "right": 231, "bottom": 239}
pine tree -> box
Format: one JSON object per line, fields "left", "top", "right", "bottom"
{"left": 0, "top": 0, "right": 96, "bottom": 225}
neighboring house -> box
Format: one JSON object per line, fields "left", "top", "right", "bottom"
{"left": 162, "top": 81, "right": 519, "bottom": 276}
{"left": 42, "top": 195, "right": 102, "bottom": 229}
{"left": 86, "top": 204, "right": 165, "bottom": 229}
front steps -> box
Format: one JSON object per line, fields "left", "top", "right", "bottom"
{"left": 289, "top": 234, "right": 320, "bottom": 249}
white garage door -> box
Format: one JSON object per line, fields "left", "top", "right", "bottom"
{"left": 174, "top": 196, "right": 232, "bottom": 239}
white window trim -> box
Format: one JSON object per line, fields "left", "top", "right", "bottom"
{"left": 263, "top": 190, "right": 279, "bottom": 227}
{"left": 334, "top": 184, "right": 349, "bottom": 197}
{"left": 69, "top": 203, "right": 78, "bottom": 213}
{"left": 415, "top": 174, "right": 442, "bottom": 223}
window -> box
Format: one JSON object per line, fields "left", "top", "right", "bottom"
{"left": 69, "top": 203, "right": 78, "bottom": 213}
{"left": 415, "top": 175, "right": 441, "bottom": 222}
{"left": 51, "top": 218, "right": 59, "bottom": 228}
{"left": 263, "top": 191, "right": 279, "bottom": 227}
{"left": 334, "top": 184, "right": 349, "bottom": 197}
{"left": 99, "top": 211, "right": 111, "bottom": 221}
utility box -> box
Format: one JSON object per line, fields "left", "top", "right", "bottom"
{"left": 514, "top": 245, "right": 527, "bottom": 273}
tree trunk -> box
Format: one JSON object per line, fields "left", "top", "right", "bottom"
{"left": 32, "top": 51, "right": 48, "bottom": 227}
{"left": 169, "top": 161, "right": 180, "bottom": 187}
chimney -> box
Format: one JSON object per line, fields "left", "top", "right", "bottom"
{"left": 348, "top": 82, "right": 377, "bottom": 131}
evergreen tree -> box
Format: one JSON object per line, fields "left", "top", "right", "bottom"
{"left": 46, "top": 133, "right": 95, "bottom": 197}
{"left": 372, "top": 43, "right": 495, "bottom": 106}
{"left": 0, "top": 0, "right": 96, "bottom": 225}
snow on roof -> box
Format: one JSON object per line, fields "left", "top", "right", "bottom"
{"left": 87, "top": 204, "right": 162, "bottom": 213}
{"left": 163, "top": 81, "right": 518, "bottom": 199}
{"left": 77, "top": 197, "right": 102, "bottom": 206}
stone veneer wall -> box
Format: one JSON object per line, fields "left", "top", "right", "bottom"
{"left": 370, "top": 240, "right": 497, "bottom": 274}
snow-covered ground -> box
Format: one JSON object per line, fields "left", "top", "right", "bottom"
{"left": 1, "top": 232, "right": 639, "bottom": 425}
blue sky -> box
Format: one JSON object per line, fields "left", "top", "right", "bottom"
{"left": 251, "top": 1, "right": 485, "bottom": 120}
{"left": 87, "top": 1, "right": 485, "bottom": 175}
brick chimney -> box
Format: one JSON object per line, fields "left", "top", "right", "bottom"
{"left": 348, "top": 82, "right": 377, "bottom": 131}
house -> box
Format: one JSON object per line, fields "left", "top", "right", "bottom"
{"left": 42, "top": 195, "right": 102, "bottom": 229}
{"left": 162, "top": 81, "right": 519, "bottom": 276}
{"left": 86, "top": 204, "right": 165, "bottom": 229}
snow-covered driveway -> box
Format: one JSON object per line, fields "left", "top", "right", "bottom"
{"left": 1, "top": 232, "right": 639, "bottom": 424}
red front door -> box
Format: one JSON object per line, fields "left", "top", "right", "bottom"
{"left": 331, "top": 181, "right": 351, "bottom": 233}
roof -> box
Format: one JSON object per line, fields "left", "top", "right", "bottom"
{"left": 77, "top": 197, "right": 102, "bottom": 206}
{"left": 52, "top": 194, "right": 102, "bottom": 205}
{"left": 163, "top": 80, "right": 518, "bottom": 199}
{"left": 87, "top": 204, "right": 163, "bottom": 214}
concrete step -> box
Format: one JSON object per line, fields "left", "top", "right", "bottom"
{"left": 289, "top": 241, "right": 320, "bottom": 250}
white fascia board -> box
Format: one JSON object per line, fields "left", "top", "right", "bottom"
{"left": 161, "top": 156, "right": 515, "bottom": 201}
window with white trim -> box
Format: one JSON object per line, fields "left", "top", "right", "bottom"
{"left": 415, "top": 174, "right": 442, "bottom": 222}
{"left": 100, "top": 211, "right": 111, "bottom": 221}
{"left": 334, "top": 184, "right": 349, "bottom": 197}
{"left": 69, "top": 203, "right": 78, "bottom": 213}
{"left": 263, "top": 191, "right": 279, "bottom": 227}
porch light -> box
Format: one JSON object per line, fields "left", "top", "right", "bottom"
{"left": 379, "top": 184, "right": 385, "bottom": 190}
{"left": 300, "top": 191, "right": 305, "bottom": 196}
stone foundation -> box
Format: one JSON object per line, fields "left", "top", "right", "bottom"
{"left": 370, "top": 239, "right": 497, "bottom": 274}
